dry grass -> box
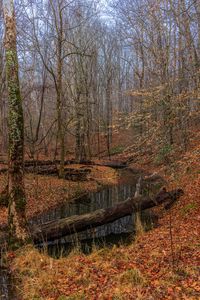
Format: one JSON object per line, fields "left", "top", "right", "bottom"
{"left": 135, "top": 212, "right": 144, "bottom": 237}
{"left": 119, "top": 268, "right": 146, "bottom": 286}
{"left": 11, "top": 243, "right": 145, "bottom": 299}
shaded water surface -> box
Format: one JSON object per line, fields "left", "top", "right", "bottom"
{"left": 0, "top": 269, "right": 15, "bottom": 300}
{"left": 31, "top": 169, "right": 155, "bottom": 256}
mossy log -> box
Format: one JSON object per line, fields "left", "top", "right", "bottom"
{"left": 32, "top": 188, "right": 184, "bottom": 243}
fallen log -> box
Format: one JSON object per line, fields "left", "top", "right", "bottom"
{"left": 64, "top": 168, "right": 91, "bottom": 181}
{"left": 0, "top": 160, "right": 127, "bottom": 176}
{"left": 96, "top": 161, "right": 127, "bottom": 169}
{"left": 25, "top": 166, "right": 91, "bottom": 180}
{"left": 32, "top": 188, "right": 184, "bottom": 243}
{"left": 24, "top": 159, "right": 93, "bottom": 167}
{"left": 25, "top": 165, "right": 58, "bottom": 175}
{"left": 0, "top": 159, "right": 91, "bottom": 168}
{"left": 0, "top": 160, "right": 7, "bottom": 165}
{"left": 0, "top": 168, "right": 8, "bottom": 174}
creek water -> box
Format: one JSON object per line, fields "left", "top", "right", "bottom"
{"left": 0, "top": 269, "right": 15, "bottom": 300}
{"left": 30, "top": 169, "right": 156, "bottom": 257}
{"left": 0, "top": 169, "right": 156, "bottom": 297}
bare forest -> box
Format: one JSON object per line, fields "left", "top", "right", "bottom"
{"left": 0, "top": 0, "right": 199, "bottom": 299}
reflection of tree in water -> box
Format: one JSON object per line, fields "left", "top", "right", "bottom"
{"left": 30, "top": 184, "right": 136, "bottom": 225}
{"left": 33, "top": 180, "right": 155, "bottom": 258}
{"left": 31, "top": 171, "right": 156, "bottom": 256}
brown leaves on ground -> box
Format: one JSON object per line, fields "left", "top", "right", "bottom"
{"left": 11, "top": 164, "right": 200, "bottom": 299}
{"left": 11, "top": 200, "right": 199, "bottom": 300}
{"left": 3, "top": 131, "right": 200, "bottom": 299}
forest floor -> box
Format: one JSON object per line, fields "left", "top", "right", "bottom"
{"left": 0, "top": 130, "right": 200, "bottom": 299}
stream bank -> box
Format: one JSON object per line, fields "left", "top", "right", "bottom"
{"left": 30, "top": 168, "right": 160, "bottom": 257}
{"left": 0, "top": 166, "right": 163, "bottom": 297}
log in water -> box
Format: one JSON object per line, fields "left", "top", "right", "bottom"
{"left": 32, "top": 188, "right": 184, "bottom": 243}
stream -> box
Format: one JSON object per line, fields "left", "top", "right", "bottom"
{"left": 0, "top": 269, "right": 15, "bottom": 300}
{"left": 0, "top": 169, "right": 157, "bottom": 297}
{"left": 30, "top": 169, "right": 157, "bottom": 257}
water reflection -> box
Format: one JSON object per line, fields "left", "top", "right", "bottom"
{"left": 30, "top": 184, "right": 136, "bottom": 225}
{"left": 31, "top": 179, "right": 155, "bottom": 257}
{"left": 0, "top": 269, "right": 15, "bottom": 300}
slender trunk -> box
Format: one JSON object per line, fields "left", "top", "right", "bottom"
{"left": 57, "top": 34, "right": 65, "bottom": 177}
{"left": 106, "top": 79, "right": 112, "bottom": 159}
{"left": 75, "top": 113, "right": 81, "bottom": 161}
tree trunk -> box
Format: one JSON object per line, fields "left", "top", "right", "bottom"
{"left": 57, "top": 36, "right": 65, "bottom": 178}
{"left": 32, "top": 188, "right": 183, "bottom": 243}
{"left": 3, "top": 0, "right": 29, "bottom": 246}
